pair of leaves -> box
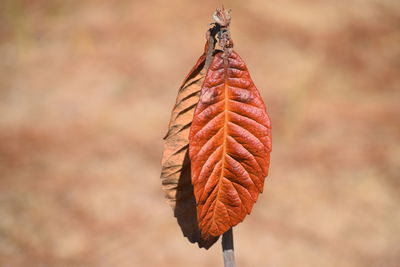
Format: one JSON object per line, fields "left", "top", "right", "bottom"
{"left": 161, "top": 31, "right": 271, "bottom": 247}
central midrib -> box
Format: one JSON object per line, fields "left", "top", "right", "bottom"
{"left": 209, "top": 55, "right": 232, "bottom": 230}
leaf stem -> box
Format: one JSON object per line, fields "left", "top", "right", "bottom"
{"left": 222, "top": 228, "right": 236, "bottom": 267}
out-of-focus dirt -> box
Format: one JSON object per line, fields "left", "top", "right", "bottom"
{"left": 0, "top": 0, "right": 399, "bottom": 266}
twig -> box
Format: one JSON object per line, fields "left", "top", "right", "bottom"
{"left": 222, "top": 228, "right": 236, "bottom": 267}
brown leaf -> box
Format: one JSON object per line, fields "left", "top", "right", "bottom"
{"left": 189, "top": 50, "right": 272, "bottom": 237}
{"left": 161, "top": 42, "right": 219, "bottom": 248}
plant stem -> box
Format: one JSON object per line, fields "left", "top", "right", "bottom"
{"left": 222, "top": 228, "right": 236, "bottom": 267}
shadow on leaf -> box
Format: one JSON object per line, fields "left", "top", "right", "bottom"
{"left": 174, "top": 152, "right": 219, "bottom": 249}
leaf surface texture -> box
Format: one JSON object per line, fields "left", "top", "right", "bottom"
{"left": 189, "top": 51, "right": 272, "bottom": 237}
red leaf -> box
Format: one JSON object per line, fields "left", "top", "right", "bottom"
{"left": 189, "top": 50, "right": 272, "bottom": 237}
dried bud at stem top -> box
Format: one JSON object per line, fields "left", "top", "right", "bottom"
{"left": 212, "top": 7, "right": 231, "bottom": 28}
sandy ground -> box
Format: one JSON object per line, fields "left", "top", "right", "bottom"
{"left": 0, "top": 0, "right": 399, "bottom": 266}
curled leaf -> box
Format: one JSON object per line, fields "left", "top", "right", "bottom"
{"left": 161, "top": 42, "right": 219, "bottom": 248}
{"left": 189, "top": 51, "right": 272, "bottom": 237}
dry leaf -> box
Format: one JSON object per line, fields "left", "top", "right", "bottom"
{"left": 189, "top": 50, "right": 272, "bottom": 237}
{"left": 161, "top": 41, "right": 219, "bottom": 248}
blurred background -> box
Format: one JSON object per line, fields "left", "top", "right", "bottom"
{"left": 0, "top": 0, "right": 399, "bottom": 266}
